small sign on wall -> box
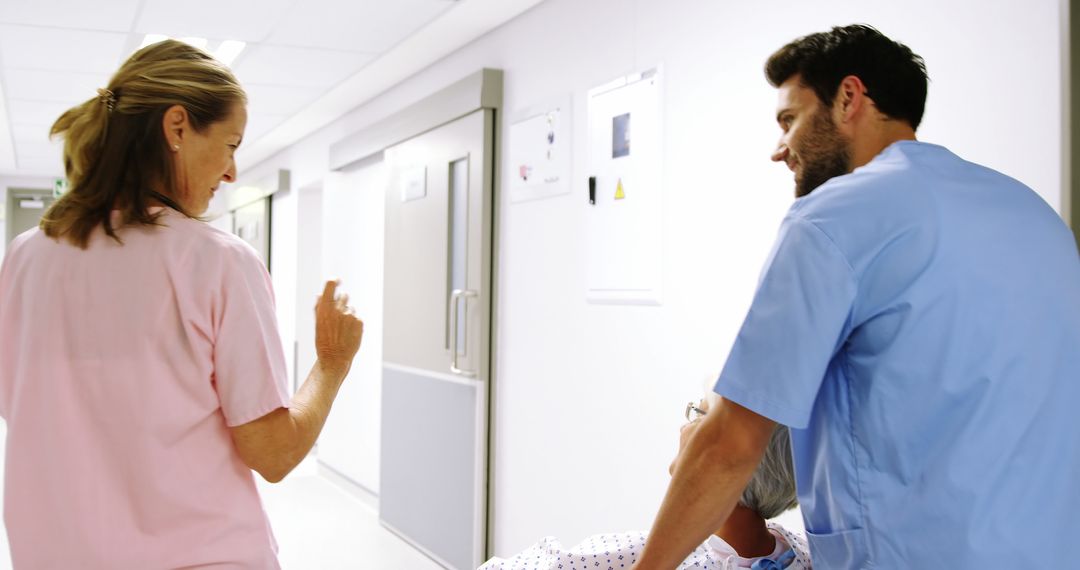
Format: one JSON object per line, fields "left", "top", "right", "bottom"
{"left": 398, "top": 165, "right": 428, "bottom": 203}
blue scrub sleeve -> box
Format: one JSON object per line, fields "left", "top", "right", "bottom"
{"left": 715, "top": 215, "right": 857, "bottom": 429}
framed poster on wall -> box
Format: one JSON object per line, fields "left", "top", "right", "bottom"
{"left": 585, "top": 66, "right": 664, "bottom": 305}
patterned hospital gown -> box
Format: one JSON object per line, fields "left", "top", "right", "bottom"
{"left": 480, "top": 522, "right": 811, "bottom": 570}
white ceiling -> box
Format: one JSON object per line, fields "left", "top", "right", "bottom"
{"left": 0, "top": 0, "right": 543, "bottom": 178}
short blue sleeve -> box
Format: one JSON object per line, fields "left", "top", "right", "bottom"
{"left": 715, "top": 215, "right": 857, "bottom": 428}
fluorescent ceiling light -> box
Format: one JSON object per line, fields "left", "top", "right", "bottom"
{"left": 20, "top": 199, "right": 45, "bottom": 210}
{"left": 138, "top": 34, "right": 245, "bottom": 65}
{"left": 179, "top": 37, "right": 208, "bottom": 50}
{"left": 139, "top": 34, "right": 169, "bottom": 49}
{"left": 215, "top": 40, "right": 246, "bottom": 66}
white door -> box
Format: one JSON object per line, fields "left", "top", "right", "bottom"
{"left": 380, "top": 109, "right": 494, "bottom": 569}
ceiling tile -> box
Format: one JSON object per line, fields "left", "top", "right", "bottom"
{"left": 0, "top": 0, "right": 538, "bottom": 179}
{"left": 2, "top": 68, "right": 110, "bottom": 103}
{"left": 0, "top": 0, "right": 140, "bottom": 32}
{"left": 241, "top": 113, "right": 288, "bottom": 148}
{"left": 16, "top": 140, "right": 63, "bottom": 158}
{"left": 232, "top": 45, "right": 373, "bottom": 88}
{"left": 265, "top": 0, "right": 455, "bottom": 52}
{"left": 11, "top": 123, "right": 54, "bottom": 145}
{"left": 0, "top": 95, "right": 15, "bottom": 171}
{"left": 0, "top": 25, "right": 128, "bottom": 73}
{"left": 15, "top": 155, "right": 63, "bottom": 175}
{"left": 6, "top": 98, "right": 73, "bottom": 127}
{"left": 244, "top": 83, "right": 324, "bottom": 116}
{"left": 135, "top": 0, "right": 295, "bottom": 43}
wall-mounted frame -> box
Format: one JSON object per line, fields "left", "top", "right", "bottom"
{"left": 507, "top": 93, "right": 572, "bottom": 203}
{"left": 585, "top": 66, "right": 664, "bottom": 306}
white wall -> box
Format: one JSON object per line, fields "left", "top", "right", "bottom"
{"left": 242, "top": 0, "right": 1066, "bottom": 556}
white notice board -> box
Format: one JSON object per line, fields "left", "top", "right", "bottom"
{"left": 586, "top": 66, "right": 663, "bottom": 305}
{"left": 508, "top": 95, "right": 572, "bottom": 203}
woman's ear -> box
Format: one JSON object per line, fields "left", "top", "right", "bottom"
{"left": 161, "top": 104, "right": 188, "bottom": 150}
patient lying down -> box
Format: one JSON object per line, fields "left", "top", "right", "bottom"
{"left": 480, "top": 395, "right": 811, "bottom": 570}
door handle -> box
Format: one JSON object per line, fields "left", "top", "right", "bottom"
{"left": 449, "top": 289, "right": 478, "bottom": 377}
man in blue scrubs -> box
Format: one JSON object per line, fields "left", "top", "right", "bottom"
{"left": 634, "top": 25, "right": 1080, "bottom": 569}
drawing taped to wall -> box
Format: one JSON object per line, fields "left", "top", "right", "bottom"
{"left": 509, "top": 94, "right": 573, "bottom": 203}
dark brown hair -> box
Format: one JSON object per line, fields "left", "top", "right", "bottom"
{"left": 766, "top": 24, "right": 928, "bottom": 130}
{"left": 41, "top": 39, "right": 246, "bottom": 248}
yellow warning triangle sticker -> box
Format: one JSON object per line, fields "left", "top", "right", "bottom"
{"left": 614, "top": 178, "right": 626, "bottom": 200}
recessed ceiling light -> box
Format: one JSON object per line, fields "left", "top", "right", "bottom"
{"left": 215, "top": 40, "right": 246, "bottom": 66}
{"left": 179, "top": 37, "right": 208, "bottom": 50}
{"left": 138, "top": 35, "right": 245, "bottom": 65}
{"left": 139, "top": 34, "right": 169, "bottom": 49}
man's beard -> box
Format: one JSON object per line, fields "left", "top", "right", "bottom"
{"left": 795, "top": 110, "right": 851, "bottom": 198}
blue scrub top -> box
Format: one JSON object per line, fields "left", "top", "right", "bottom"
{"left": 716, "top": 141, "right": 1080, "bottom": 568}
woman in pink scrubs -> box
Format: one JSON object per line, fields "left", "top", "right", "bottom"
{"left": 0, "top": 40, "right": 363, "bottom": 568}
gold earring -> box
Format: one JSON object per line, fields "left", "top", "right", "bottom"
{"left": 173, "top": 144, "right": 180, "bottom": 151}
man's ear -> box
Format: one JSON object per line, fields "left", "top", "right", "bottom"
{"left": 834, "top": 75, "right": 868, "bottom": 124}
{"left": 161, "top": 104, "right": 189, "bottom": 149}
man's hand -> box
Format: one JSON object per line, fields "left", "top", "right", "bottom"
{"left": 314, "top": 279, "right": 363, "bottom": 376}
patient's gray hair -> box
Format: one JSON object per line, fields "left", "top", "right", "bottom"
{"left": 740, "top": 425, "right": 798, "bottom": 518}
{"left": 703, "top": 389, "right": 797, "bottom": 519}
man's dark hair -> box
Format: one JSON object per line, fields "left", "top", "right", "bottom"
{"left": 765, "top": 24, "right": 929, "bottom": 129}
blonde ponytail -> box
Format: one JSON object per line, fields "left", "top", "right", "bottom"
{"left": 40, "top": 40, "right": 245, "bottom": 248}
{"left": 54, "top": 98, "right": 107, "bottom": 183}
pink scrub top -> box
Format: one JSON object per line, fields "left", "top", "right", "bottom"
{"left": 0, "top": 208, "right": 291, "bottom": 568}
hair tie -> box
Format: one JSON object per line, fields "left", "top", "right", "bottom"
{"left": 97, "top": 88, "right": 116, "bottom": 113}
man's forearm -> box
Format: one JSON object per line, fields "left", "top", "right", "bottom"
{"left": 634, "top": 399, "right": 774, "bottom": 569}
